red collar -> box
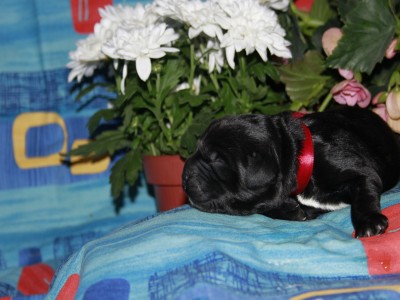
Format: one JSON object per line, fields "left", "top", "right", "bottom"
{"left": 291, "top": 112, "right": 314, "bottom": 196}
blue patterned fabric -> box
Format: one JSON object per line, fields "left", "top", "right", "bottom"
{"left": 0, "top": 1, "right": 156, "bottom": 299}
{"left": 46, "top": 186, "right": 400, "bottom": 300}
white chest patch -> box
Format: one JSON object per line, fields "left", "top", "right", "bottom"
{"left": 296, "top": 195, "right": 349, "bottom": 211}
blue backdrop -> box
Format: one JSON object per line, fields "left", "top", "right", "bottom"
{"left": 0, "top": 1, "right": 155, "bottom": 298}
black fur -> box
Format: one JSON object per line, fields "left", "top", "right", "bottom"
{"left": 182, "top": 107, "right": 400, "bottom": 238}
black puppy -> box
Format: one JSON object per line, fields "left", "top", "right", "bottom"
{"left": 182, "top": 107, "right": 400, "bottom": 238}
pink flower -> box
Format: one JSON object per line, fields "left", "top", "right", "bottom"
{"left": 385, "top": 39, "right": 398, "bottom": 59}
{"left": 331, "top": 80, "right": 371, "bottom": 108}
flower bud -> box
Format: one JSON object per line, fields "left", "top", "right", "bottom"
{"left": 386, "top": 91, "right": 400, "bottom": 120}
{"left": 385, "top": 39, "right": 398, "bottom": 60}
{"left": 322, "top": 28, "right": 343, "bottom": 56}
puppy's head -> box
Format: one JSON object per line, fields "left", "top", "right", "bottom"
{"left": 182, "top": 114, "right": 289, "bottom": 215}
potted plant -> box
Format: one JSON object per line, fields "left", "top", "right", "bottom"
{"left": 66, "top": 0, "right": 294, "bottom": 210}
{"left": 67, "top": 0, "right": 400, "bottom": 211}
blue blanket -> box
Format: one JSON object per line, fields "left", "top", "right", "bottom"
{"left": 46, "top": 185, "right": 400, "bottom": 300}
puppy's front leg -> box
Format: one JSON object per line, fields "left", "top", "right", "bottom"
{"left": 351, "top": 176, "right": 388, "bottom": 238}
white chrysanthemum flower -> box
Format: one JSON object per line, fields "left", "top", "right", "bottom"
{"left": 197, "top": 40, "right": 225, "bottom": 73}
{"left": 259, "top": 0, "right": 290, "bottom": 11}
{"left": 67, "top": 34, "right": 106, "bottom": 82}
{"left": 216, "top": 0, "right": 292, "bottom": 69}
{"left": 206, "top": 40, "right": 225, "bottom": 73}
{"left": 67, "top": 3, "right": 160, "bottom": 83}
{"left": 102, "top": 23, "right": 179, "bottom": 91}
{"left": 174, "top": 76, "right": 202, "bottom": 95}
{"left": 99, "top": 3, "right": 159, "bottom": 30}
{"left": 154, "top": 0, "right": 225, "bottom": 39}
{"left": 153, "top": 0, "right": 185, "bottom": 19}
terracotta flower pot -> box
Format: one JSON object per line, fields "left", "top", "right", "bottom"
{"left": 142, "top": 155, "right": 188, "bottom": 212}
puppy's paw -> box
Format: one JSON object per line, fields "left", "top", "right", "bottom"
{"left": 285, "top": 206, "right": 307, "bottom": 221}
{"left": 354, "top": 212, "right": 388, "bottom": 238}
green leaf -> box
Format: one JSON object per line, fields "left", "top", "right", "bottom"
{"left": 87, "top": 109, "right": 116, "bottom": 134}
{"left": 326, "top": 0, "right": 396, "bottom": 74}
{"left": 113, "top": 77, "right": 140, "bottom": 107}
{"left": 158, "top": 59, "right": 186, "bottom": 103}
{"left": 255, "top": 103, "right": 291, "bottom": 115}
{"left": 248, "top": 61, "right": 280, "bottom": 82}
{"left": 279, "top": 51, "right": 330, "bottom": 105}
{"left": 179, "top": 109, "right": 214, "bottom": 158}
{"left": 67, "top": 129, "right": 129, "bottom": 158}
{"left": 75, "top": 83, "right": 113, "bottom": 101}
{"left": 109, "top": 149, "right": 143, "bottom": 199}
{"left": 220, "top": 81, "right": 238, "bottom": 114}
{"left": 177, "top": 91, "right": 209, "bottom": 107}
{"left": 125, "top": 151, "right": 142, "bottom": 186}
{"left": 110, "top": 155, "right": 128, "bottom": 199}
{"left": 122, "top": 104, "right": 134, "bottom": 129}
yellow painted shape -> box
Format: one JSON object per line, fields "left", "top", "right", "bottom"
{"left": 70, "top": 139, "right": 110, "bottom": 175}
{"left": 12, "top": 112, "right": 67, "bottom": 169}
{"left": 291, "top": 285, "right": 400, "bottom": 300}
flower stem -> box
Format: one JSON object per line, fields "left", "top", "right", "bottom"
{"left": 239, "top": 55, "right": 247, "bottom": 75}
{"left": 210, "top": 72, "right": 220, "bottom": 90}
{"left": 189, "top": 44, "right": 195, "bottom": 93}
{"left": 153, "top": 72, "right": 173, "bottom": 150}
{"left": 318, "top": 93, "right": 333, "bottom": 112}
{"left": 149, "top": 143, "right": 158, "bottom": 156}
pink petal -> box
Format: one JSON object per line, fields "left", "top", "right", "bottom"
{"left": 331, "top": 80, "right": 351, "bottom": 94}
{"left": 373, "top": 104, "right": 388, "bottom": 121}
{"left": 338, "top": 69, "right": 354, "bottom": 80}
{"left": 322, "top": 28, "right": 343, "bottom": 56}
{"left": 346, "top": 95, "right": 358, "bottom": 106}
{"left": 333, "top": 94, "right": 347, "bottom": 105}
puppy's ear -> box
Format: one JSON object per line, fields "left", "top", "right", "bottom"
{"left": 243, "top": 151, "right": 278, "bottom": 189}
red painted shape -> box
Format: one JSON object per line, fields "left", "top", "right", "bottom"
{"left": 294, "top": 0, "right": 314, "bottom": 12}
{"left": 0, "top": 297, "right": 12, "bottom": 300}
{"left": 70, "top": 0, "right": 113, "bottom": 34}
{"left": 56, "top": 274, "right": 81, "bottom": 300}
{"left": 359, "top": 204, "right": 400, "bottom": 275}
{"left": 17, "top": 263, "right": 55, "bottom": 295}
